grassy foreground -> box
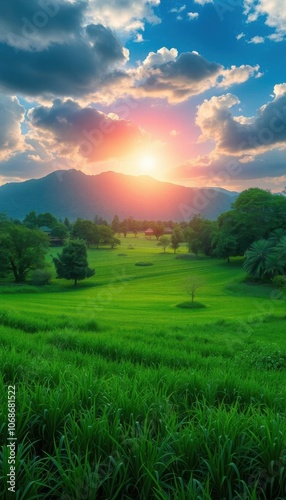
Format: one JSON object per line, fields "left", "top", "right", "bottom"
{"left": 1, "top": 236, "right": 286, "bottom": 499}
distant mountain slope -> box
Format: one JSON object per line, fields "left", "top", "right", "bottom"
{"left": 0, "top": 169, "right": 238, "bottom": 221}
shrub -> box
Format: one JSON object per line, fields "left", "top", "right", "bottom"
{"left": 272, "top": 275, "right": 286, "bottom": 289}
{"left": 135, "top": 262, "right": 154, "bottom": 267}
{"left": 30, "top": 269, "right": 52, "bottom": 285}
{"left": 245, "top": 343, "right": 286, "bottom": 371}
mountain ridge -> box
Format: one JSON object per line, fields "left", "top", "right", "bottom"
{"left": 0, "top": 169, "right": 238, "bottom": 221}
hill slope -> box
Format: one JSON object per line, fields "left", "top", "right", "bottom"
{"left": 0, "top": 169, "right": 238, "bottom": 221}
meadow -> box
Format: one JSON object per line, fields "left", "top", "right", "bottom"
{"left": 1, "top": 235, "right": 286, "bottom": 499}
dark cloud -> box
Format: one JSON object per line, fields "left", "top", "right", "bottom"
{"left": 0, "top": 24, "right": 127, "bottom": 97}
{"left": 135, "top": 49, "right": 222, "bottom": 101}
{"left": 157, "top": 52, "right": 221, "bottom": 81}
{"left": 86, "top": 23, "right": 126, "bottom": 62}
{"left": 0, "top": 0, "right": 87, "bottom": 49}
{"left": 0, "top": 94, "right": 25, "bottom": 160}
{"left": 170, "top": 150, "right": 286, "bottom": 185}
{"left": 0, "top": 151, "right": 70, "bottom": 180}
{"left": 196, "top": 89, "right": 286, "bottom": 154}
{"left": 133, "top": 48, "right": 259, "bottom": 103}
{"left": 28, "top": 98, "right": 146, "bottom": 161}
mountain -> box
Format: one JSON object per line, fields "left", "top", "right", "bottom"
{"left": 0, "top": 169, "right": 238, "bottom": 221}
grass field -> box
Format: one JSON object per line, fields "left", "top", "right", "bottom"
{"left": 1, "top": 235, "right": 286, "bottom": 499}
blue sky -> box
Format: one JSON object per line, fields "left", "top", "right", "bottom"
{"left": 0, "top": 0, "right": 285, "bottom": 192}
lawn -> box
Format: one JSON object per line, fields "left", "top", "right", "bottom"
{"left": 0, "top": 235, "right": 286, "bottom": 499}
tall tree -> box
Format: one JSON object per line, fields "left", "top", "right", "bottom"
{"left": 218, "top": 189, "right": 286, "bottom": 256}
{"left": 157, "top": 236, "right": 170, "bottom": 253}
{"left": 171, "top": 226, "right": 183, "bottom": 253}
{"left": 72, "top": 219, "right": 95, "bottom": 246}
{"left": 53, "top": 240, "right": 95, "bottom": 286}
{"left": 111, "top": 215, "right": 120, "bottom": 234}
{"left": 0, "top": 225, "right": 49, "bottom": 282}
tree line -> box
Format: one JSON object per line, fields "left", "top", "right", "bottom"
{"left": 0, "top": 187, "right": 286, "bottom": 285}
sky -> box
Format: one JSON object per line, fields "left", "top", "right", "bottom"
{"left": 0, "top": 0, "right": 286, "bottom": 192}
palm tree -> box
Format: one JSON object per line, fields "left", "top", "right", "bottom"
{"left": 264, "top": 253, "right": 285, "bottom": 278}
{"left": 268, "top": 229, "right": 286, "bottom": 246}
{"left": 275, "top": 236, "right": 286, "bottom": 269}
{"left": 244, "top": 239, "right": 275, "bottom": 279}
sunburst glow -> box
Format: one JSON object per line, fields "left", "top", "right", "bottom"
{"left": 139, "top": 155, "right": 157, "bottom": 174}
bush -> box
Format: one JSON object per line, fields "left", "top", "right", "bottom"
{"left": 135, "top": 262, "right": 154, "bottom": 267}
{"left": 242, "top": 343, "right": 286, "bottom": 371}
{"left": 30, "top": 269, "right": 52, "bottom": 285}
{"left": 272, "top": 275, "right": 286, "bottom": 289}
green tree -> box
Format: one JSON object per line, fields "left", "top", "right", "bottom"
{"left": 157, "top": 236, "right": 170, "bottom": 253}
{"left": 185, "top": 217, "right": 216, "bottom": 256}
{"left": 0, "top": 225, "right": 49, "bottom": 282}
{"left": 212, "top": 233, "right": 238, "bottom": 263}
{"left": 111, "top": 215, "right": 120, "bottom": 234}
{"left": 153, "top": 223, "right": 164, "bottom": 240}
{"left": 99, "top": 226, "right": 114, "bottom": 246}
{"left": 269, "top": 230, "right": 286, "bottom": 247}
{"left": 218, "top": 189, "right": 286, "bottom": 256}
{"left": 37, "top": 212, "right": 59, "bottom": 228}
{"left": 53, "top": 240, "right": 95, "bottom": 286}
{"left": 129, "top": 219, "right": 139, "bottom": 238}
{"left": 171, "top": 226, "right": 183, "bottom": 253}
{"left": 184, "top": 227, "right": 197, "bottom": 254}
{"left": 72, "top": 219, "right": 95, "bottom": 246}
{"left": 184, "top": 276, "right": 203, "bottom": 303}
{"left": 110, "top": 237, "right": 121, "bottom": 249}
{"left": 264, "top": 253, "right": 285, "bottom": 278}
{"left": 23, "top": 211, "right": 39, "bottom": 229}
{"left": 119, "top": 220, "right": 128, "bottom": 238}
{"left": 64, "top": 217, "right": 71, "bottom": 230}
{"left": 243, "top": 239, "right": 274, "bottom": 280}
{"left": 50, "top": 223, "right": 68, "bottom": 243}
{"left": 276, "top": 236, "right": 286, "bottom": 266}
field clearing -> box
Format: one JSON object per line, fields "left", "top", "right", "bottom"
{"left": 0, "top": 235, "right": 285, "bottom": 329}
{"left": 1, "top": 235, "right": 286, "bottom": 498}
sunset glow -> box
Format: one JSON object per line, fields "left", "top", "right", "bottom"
{"left": 0, "top": 0, "right": 285, "bottom": 192}
{"left": 139, "top": 155, "right": 157, "bottom": 174}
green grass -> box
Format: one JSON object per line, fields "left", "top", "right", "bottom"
{"left": 0, "top": 235, "right": 286, "bottom": 498}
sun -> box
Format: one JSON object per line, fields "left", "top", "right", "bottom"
{"left": 139, "top": 155, "right": 157, "bottom": 174}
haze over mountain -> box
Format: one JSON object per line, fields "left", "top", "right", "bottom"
{"left": 0, "top": 170, "right": 238, "bottom": 222}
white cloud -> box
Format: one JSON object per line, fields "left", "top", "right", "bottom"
{"left": 188, "top": 12, "right": 199, "bottom": 20}
{"left": 194, "top": 0, "right": 213, "bottom": 4}
{"left": 237, "top": 33, "right": 245, "bottom": 40}
{"left": 244, "top": 0, "right": 286, "bottom": 41}
{"left": 218, "top": 64, "right": 261, "bottom": 88}
{"left": 170, "top": 6, "right": 186, "bottom": 14}
{"left": 134, "top": 33, "right": 144, "bottom": 43}
{"left": 142, "top": 47, "right": 178, "bottom": 68}
{"left": 273, "top": 83, "right": 286, "bottom": 99}
{"left": 87, "top": 0, "right": 161, "bottom": 33}
{"left": 248, "top": 36, "right": 265, "bottom": 44}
